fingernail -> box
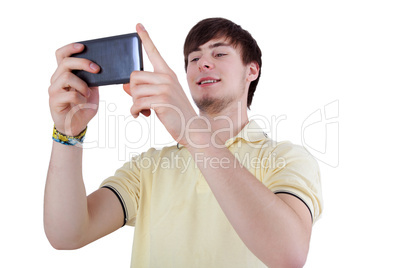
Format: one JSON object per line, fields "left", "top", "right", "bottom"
{"left": 74, "top": 43, "right": 83, "bottom": 49}
{"left": 138, "top": 23, "right": 145, "bottom": 31}
{"left": 90, "top": 63, "right": 99, "bottom": 71}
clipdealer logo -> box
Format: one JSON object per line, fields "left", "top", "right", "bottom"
{"left": 66, "top": 99, "right": 340, "bottom": 168}
{"left": 301, "top": 100, "right": 339, "bottom": 168}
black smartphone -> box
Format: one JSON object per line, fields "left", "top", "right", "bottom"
{"left": 71, "top": 33, "right": 143, "bottom": 87}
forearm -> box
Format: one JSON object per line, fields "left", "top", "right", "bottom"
{"left": 186, "top": 141, "right": 310, "bottom": 267}
{"left": 44, "top": 141, "right": 89, "bottom": 249}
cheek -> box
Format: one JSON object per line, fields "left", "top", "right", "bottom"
{"left": 186, "top": 73, "right": 196, "bottom": 95}
{"left": 186, "top": 67, "right": 197, "bottom": 85}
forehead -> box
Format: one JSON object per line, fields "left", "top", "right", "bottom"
{"left": 189, "top": 37, "right": 238, "bottom": 54}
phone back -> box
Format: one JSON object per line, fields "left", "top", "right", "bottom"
{"left": 72, "top": 33, "right": 143, "bottom": 87}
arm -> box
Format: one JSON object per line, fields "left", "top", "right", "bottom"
{"left": 44, "top": 43, "right": 124, "bottom": 249}
{"left": 186, "top": 141, "right": 312, "bottom": 268}
{"left": 44, "top": 142, "right": 124, "bottom": 249}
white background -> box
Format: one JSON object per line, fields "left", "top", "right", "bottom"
{"left": 1, "top": 0, "right": 401, "bottom": 267}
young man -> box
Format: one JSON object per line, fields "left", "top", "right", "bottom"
{"left": 45, "top": 18, "right": 323, "bottom": 267}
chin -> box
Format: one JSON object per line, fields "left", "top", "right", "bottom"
{"left": 194, "top": 95, "right": 235, "bottom": 115}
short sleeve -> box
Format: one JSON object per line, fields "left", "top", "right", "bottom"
{"left": 99, "top": 156, "right": 142, "bottom": 226}
{"left": 263, "top": 142, "right": 323, "bottom": 223}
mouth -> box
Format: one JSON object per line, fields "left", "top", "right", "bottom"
{"left": 197, "top": 77, "right": 221, "bottom": 86}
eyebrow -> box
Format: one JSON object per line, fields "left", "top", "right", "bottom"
{"left": 190, "top": 42, "right": 232, "bottom": 54}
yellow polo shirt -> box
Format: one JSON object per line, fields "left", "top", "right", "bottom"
{"left": 100, "top": 120, "right": 323, "bottom": 267}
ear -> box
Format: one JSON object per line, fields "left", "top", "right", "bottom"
{"left": 246, "top": 61, "right": 260, "bottom": 82}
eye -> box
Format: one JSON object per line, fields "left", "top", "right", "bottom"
{"left": 215, "top": 53, "right": 227, "bottom": 58}
{"left": 190, "top": 57, "right": 200, "bottom": 62}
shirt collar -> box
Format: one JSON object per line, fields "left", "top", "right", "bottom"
{"left": 224, "top": 120, "right": 268, "bottom": 147}
{"left": 177, "top": 120, "right": 268, "bottom": 149}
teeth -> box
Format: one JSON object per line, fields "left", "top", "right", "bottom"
{"left": 200, "top": 80, "right": 218, "bottom": 85}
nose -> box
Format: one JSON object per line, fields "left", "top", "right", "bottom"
{"left": 197, "top": 56, "right": 214, "bottom": 71}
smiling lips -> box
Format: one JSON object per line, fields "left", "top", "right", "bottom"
{"left": 197, "top": 77, "right": 221, "bottom": 86}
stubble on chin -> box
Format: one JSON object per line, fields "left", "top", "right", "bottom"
{"left": 194, "top": 95, "right": 236, "bottom": 115}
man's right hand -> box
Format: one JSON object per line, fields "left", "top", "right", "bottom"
{"left": 48, "top": 43, "right": 100, "bottom": 136}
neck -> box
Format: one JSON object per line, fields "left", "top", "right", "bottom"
{"left": 198, "top": 101, "right": 249, "bottom": 145}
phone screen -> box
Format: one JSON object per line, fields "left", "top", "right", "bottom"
{"left": 72, "top": 33, "right": 143, "bottom": 87}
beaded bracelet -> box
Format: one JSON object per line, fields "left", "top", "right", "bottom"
{"left": 52, "top": 126, "right": 87, "bottom": 146}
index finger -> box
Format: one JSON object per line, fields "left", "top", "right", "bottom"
{"left": 55, "top": 43, "right": 85, "bottom": 65}
{"left": 136, "top": 23, "right": 172, "bottom": 74}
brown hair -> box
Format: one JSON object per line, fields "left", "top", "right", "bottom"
{"left": 184, "top": 18, "right": 262, "bottom": 108}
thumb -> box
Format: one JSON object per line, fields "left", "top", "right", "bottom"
{"left": 123, "top": 83, "right": 131, "bottom": 96}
